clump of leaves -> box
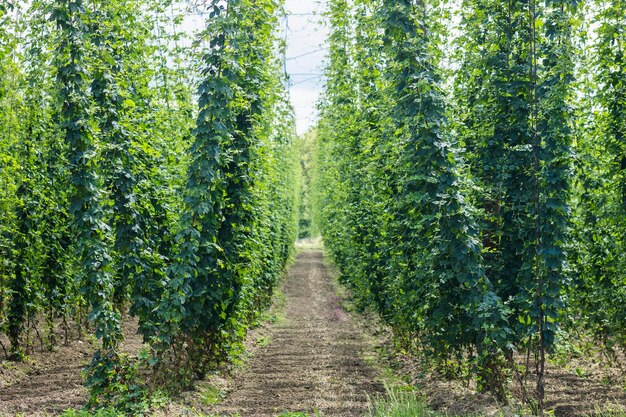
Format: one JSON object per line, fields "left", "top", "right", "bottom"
{"left": 83, "top": 351, "right": 148, "bottom": 415}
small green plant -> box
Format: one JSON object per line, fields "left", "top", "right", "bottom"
{"left": 148, "top": 389, "right": 171, "bottom": 410}
{"left": 367, "top": 387, "right": 433, "bottom": 417}
{"left": 200, "top": 384, "right": 225, "bottom": 406}
{"left": 592, "top": 404, "right": 626, "bottom": 417}
{"left": 256, "top": 336, "right": 271, "bottom": 348}
{"left": 575, "top": 367, "right": 590, "bottom": 378}
{"left": 366, "top": 384, "right": 480, "bottom": 417}
{"left": 83, "top": 351, "right": 148, "bottom": 415}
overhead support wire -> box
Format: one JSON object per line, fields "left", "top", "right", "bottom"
{"left": 287, "top": 47, "right": 328, "bottom": 61}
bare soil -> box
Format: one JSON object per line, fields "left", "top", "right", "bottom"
{"left": 378, "top": 329, "right": 626, "bottom": 416}
{"left": 0, "top": 249, "right": 383, "bottom": 417}
{"left": 212, "top": 249, "right": 384, "bottom": 417}
{"left": 543, "top": 349, "right": 626, "bottom": 416}
{"left": 0, "top": 319, "right": 144, "bottom": 417}
{"left": 5, "top": 248, "right": 622, "bottom": 416}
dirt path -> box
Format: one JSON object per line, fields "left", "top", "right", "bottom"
{"left": 214, "top": 249, "right": 383, "bottom": 417}
{"left": 0, "top": 250, "right": 382, "bottom": 417}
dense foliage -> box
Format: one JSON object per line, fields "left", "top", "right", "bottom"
{"left": 161, "top": 0, "right": 298, "bottom": 380}
{"left": 569, "top": 0, "right": 626, "bottom": 347}
{"left": 316, "top": 0, "right": 622, "bottom": 411}
{"left": 297, "top": 129, "right": 318, "bottom": 239}
{"left": 0, "top": 0, "right": 297, "bottom": 410}
{"left": 318, "top": 0, "right": 511, "bottom": 397}
{"left": 3, "top": 0, "right": 626, "bottom": 413}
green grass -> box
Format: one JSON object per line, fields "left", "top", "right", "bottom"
{"left": 253, "top": 288, "right": 287, "bottom": 326}
{"left": 367, "top": 388, "right": 440, "bottom": 417}
{"left": 592, "top": 405, "right": 626, "bottom": 417}
{"left": 366, "top": 385, "right": 481, "bottom": 417}
{"left": 199, "top": 384, "right": 225, "bottom": 406}
{"left": 255, "top": 335, "right": 271, "bottom": 347}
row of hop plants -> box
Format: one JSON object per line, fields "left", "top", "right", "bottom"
{"left": 0, "top": 0, "right": 298, "bottom": 411}
{"left": 315, "top": 0, "right": 625, "bottom": 413}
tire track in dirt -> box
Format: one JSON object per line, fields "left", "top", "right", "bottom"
{"left": 214, "top": 249, "right": 383, "bottom": 417}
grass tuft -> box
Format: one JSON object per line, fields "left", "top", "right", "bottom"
{"left": 367, "top": 387, "right": 436, "bottom": 417}
{"left": 366, "top": 384, "right": 482, "bottom": 417}
{"left": 592, "top": 404, "right": 626, "bottom": 417}
{"left": 199, "top": 384, "right": 225, "bottom": 406}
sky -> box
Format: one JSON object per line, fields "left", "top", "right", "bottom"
{"left": 282, "top": 0, "right": 329, "bottom": 135}
{"left": 180, "top": 0, "right": 329, "bottom": 136}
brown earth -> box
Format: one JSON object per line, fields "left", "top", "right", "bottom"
{"left": 0, "top": 320, "right": 144, "bottom": 417}
{"left": 212, "top": 249, "right": 384, "bottom": 417}
{"left": 376, "top": 324, "right": 626, "bottom": 416}
{"left": 0, "top": 249, "right": 383, "bottom": 417}
{"left": 2, "top": 247, "right": 626, "bottom": 417}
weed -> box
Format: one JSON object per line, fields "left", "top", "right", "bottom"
{"left": 256, "top": 336, "right": 271, "bottom": 348}
{"left": 200, "top": 384, "right": 225, "bottom": 406}
{"left": 593, "top": 403, "right": 626, "bottom": 417}
{"left": 575, "top": 366, "right": 590, "bottom": 378}
{"left": 366, "top": 384, "right": 481, "bottom": 417}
